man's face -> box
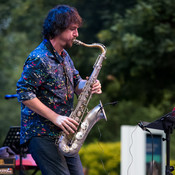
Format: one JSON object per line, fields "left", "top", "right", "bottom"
{"left": 58, "top": 23, "right": 79, "bottom": 49}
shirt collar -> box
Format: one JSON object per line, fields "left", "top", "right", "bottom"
{"left": 44, "top": 39, "right": 64, "bottom": 63}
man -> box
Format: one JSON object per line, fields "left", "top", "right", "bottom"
{"left": 16, "top": 4, "right": 102, "bottom": 175}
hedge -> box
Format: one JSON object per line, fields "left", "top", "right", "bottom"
{"left": 79, "top": 142, "right": 120, "bottom": 175}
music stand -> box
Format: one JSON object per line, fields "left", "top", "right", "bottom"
{"left": 3, "top": 126, "right": 28, "bottom": 175}
{"left": 3, "top": 126, "right": 21, "bottom": 154}
{"left": 139, "top": 111, "right": 175, "bottom": 175}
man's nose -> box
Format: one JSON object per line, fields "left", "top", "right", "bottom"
{"left": 73, "top": 29, "right": 79, "bottom": 37}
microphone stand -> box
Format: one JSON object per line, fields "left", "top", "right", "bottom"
{"left": 138, "top": 111, "right": 175, "bottom": 175}
{"left": 163, "top": 122, "right": 174, "bottom": 175}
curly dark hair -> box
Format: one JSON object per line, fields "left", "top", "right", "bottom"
{"left": 42, "top": 5, "right": 83, "bottom": 39}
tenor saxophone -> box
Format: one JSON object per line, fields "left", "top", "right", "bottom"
{"left": 57, "top": 39, "right": 107, "bottom": 156}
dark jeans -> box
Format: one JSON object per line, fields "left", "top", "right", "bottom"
{"left": 28, "top": 136, "right": 84, "bottom": 175}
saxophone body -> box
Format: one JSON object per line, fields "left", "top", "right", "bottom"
{"left": 58, "top": 39, "right": 107, "bottom": 157}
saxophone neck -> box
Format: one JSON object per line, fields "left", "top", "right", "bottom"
{"left": 73, "top": 39, "right": 107, "bottom": 82}
{"left": 73, "top": 39, "right": 106, "bottom": 55}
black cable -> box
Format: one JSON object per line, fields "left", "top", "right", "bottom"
{"left": 94, "top": 100, "right": 118, "bottom": 175}
{"left": 96, "top": 125, "right": 110, "bottom": 175}
{"left": 102, "top": 101, "right": 119, "bottom": 108}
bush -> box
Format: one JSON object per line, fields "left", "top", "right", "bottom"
{"left": 170, "top": 160, "right": 175, "bottom": 175}
{"left": 79, "top": 142, "right": 120, "bottom": 175}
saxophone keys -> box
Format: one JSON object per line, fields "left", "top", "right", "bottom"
{"left": 62, "top": 145, "right": 70, "bottom": 153}
{"left": 72, "top": 143, "right": 78, "bottom": 150}
{"left": 76, "top": 132, "right": 84, "bottom": 140}
{"left": 75, "top": 117, "right": 80, "bottom": 122}
{"left": 81, "top": 121, "right": 89, "bottom": 130}
{"left": 77, "top": 110, "right": 82, "bottom": 117}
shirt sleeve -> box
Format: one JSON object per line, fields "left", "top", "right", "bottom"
{"left": 16, "top": 55, "right": 47, "bottom": 102}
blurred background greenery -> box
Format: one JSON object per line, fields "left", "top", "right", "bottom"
{"left": 1, "top": 0, "right": 175, "bottom": 174}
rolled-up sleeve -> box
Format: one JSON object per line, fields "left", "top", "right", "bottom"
{"left": 16, "top": 56, "right": 47, "bottom": 102}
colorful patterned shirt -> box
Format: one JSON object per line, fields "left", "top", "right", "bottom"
{"left": 16, "top": 39, "right": 82, "bottom": 144}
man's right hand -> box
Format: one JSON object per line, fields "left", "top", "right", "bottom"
{"left": 54, "top": 116, "right": 79, "bottom": 135}
{"left": 22, "top": 98, "right": 79, "bottom": 135}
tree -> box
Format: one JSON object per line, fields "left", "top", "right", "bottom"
{"left": 96, "top": 0, "right": 175, "bottom": 157}
{"left": 99, "top": 0, "right": 175, "bottom": 107}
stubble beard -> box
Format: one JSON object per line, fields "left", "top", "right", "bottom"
{"left": 64, "top": 40, "right": 73, "bottom": 49}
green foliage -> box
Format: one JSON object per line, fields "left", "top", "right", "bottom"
{"left": 98, "top": 0, "right": 175, "bottom": 106}
{"left": 170, "top": 160, "right": 175, "bottom": 175}
{"left": 87, "top": 98, "right": 164, "bottom": 142}
{"left": 79, "top": 142, "right": 120, "bottom": 175}
{"left": 1, "top": 0, "right": 175, "bottom": 162}
{"left": 96, "top": 0, "right": 175, "bottom": 157}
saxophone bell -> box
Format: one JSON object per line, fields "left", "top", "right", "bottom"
{"left": 58, "top": 101, "right": 107, "bottom": 157}
{"left": 96, "top": 100, "right": 107, "bottom": 122}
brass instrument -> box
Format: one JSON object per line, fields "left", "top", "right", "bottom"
{"left": 58, "top": 39, "right": 107, "bottom": 156}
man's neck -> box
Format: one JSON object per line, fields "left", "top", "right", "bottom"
{"left": 50, "top": 38, "right": 63, "bottom": 55}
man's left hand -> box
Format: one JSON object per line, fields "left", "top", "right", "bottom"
{"left": 91, "top": 80, "right": 102, "bottom": 94}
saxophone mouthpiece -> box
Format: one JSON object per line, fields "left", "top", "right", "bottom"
{"left": 73, "top": 39, "right": 81, "bottom": 45}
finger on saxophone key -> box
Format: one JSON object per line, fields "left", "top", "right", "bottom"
{"left": 91, "top": 80, "right": 102, "bottom": 94}
{"left": 54, "top": 115, "right": 78, "bottom": 134}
